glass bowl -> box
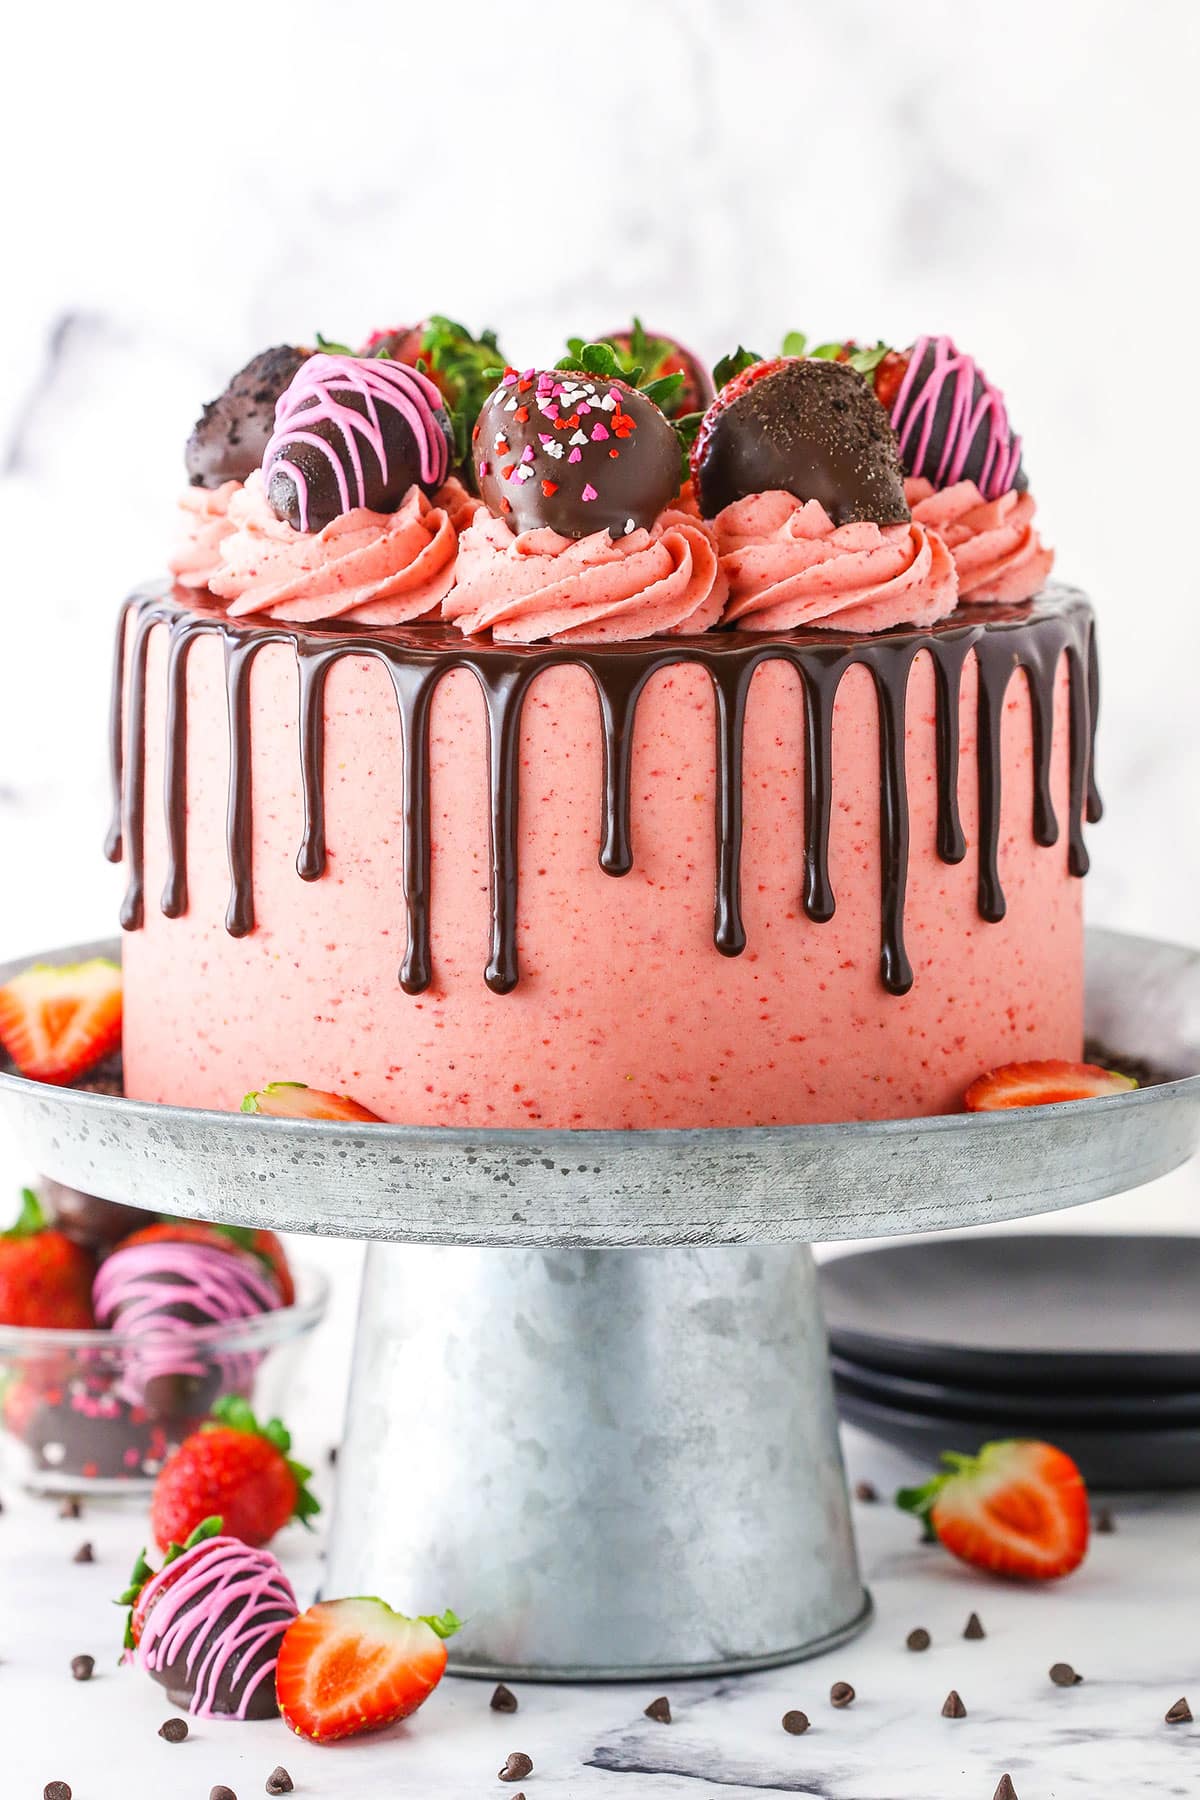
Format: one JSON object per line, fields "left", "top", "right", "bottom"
{"left": 0, "top": 1263, "right": 329, "bottom": 1497}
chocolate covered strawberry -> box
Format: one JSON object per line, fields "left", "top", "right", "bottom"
{"left": 965, "top": 1060, "right": 1136, "bottom": 1111}
{"left": 0, "top": 1190, "right": 95, "bottom": 1329}
{"left": 119, "top": 1218, "right": 293, "bottom": 1305}
{"left": 150, "top": 1397, "right": 318, "bottom": 1552}
{"left": 0, "top": 957, "right": 122, "bottom": 1085}
{"left": 276, "top": 1598, "right": 460, "bottom": 1743}
{"left": 358, "top": 315, "right": 507, "bottom": 478}
{"left": 186, "top": 344, "right": 312, "bottom": 489}
{"left": 241, "top": 1082, "right": 382, "bottom": 1124}
{"left": 898, "top": 1440, "right": 1090, "bottom": 1581}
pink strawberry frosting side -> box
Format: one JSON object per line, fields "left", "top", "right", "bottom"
{"left": 204, "top": 472, "right": 480, "bottom": 625}
{"left": 906, "top": 476, "right": 1054, "bottom": 602}
{"left": 444, "top": 509, "right": 727, "bottom": 643}
{"left": 715, "top": 491, "right": 958, "bottom": 633}
{"left": 168, "top": 482, "right": 240, "bottom": 589}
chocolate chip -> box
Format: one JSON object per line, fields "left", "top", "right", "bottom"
{"left": 265, "top": 1773, "right": 294, "bottom": 1796}
{"left": 942, "top": 1689, "right": 967, "bottom": 1718}
{"left": 491, "top": 1682, "right": 519, "bottom": 1713}
{"left": 499, "top": 1752, "right": 533, "bottom": 1781}
{"left": 1166, "top": 1696, "right": 1193, "bottom": 1724}
{"left": 906, "top": 1628, "right": 931, "bottom": 1652}
{"left": 853, "top": 1480, "right": 878, "bottom": 1503}
{"left": 644, "top": 1696, "right": 671, "bottom": 1723}
{"left": 1050, "top": 1662, "right": 1082, "bottom": 1687}
{"left": 58, "top": 1497, "right": 82, "bottom": 1520}
{"left": 993, "top": 1779, "right": 1018, "bottom": 1800}
{"left": 210, "top": 1788, "right": 238, "bottom": 1800}
{"left": 69, "top": 1655, "right": 94, "bottom": 1682}
{"left": 1094, "top": 1508, "right": 1116, "bottom": 1534}
{"left": 158, "top": 1718, "right": 188, "bottom": 1742}
{"left": 72, "top": 1542, "right": 94, "bottom": 1564}
{"left": 781, "top": 1710, "right": 810, "bottom": 1735}
{"left": 963, "top": 1611, "right": 985, "bottom": 1639}
{"left": 43, "top": 1785, "right": 71, "bottom": 1800}
{"left": 328, "top": 1445, "right": 339, "bottom": 1466}
{"left": 830, "top": 1680, "right": 855, "bottom": 1708}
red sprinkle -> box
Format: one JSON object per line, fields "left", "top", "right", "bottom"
{"left": 542, "top": 480, "right": 559, "bottom": 496}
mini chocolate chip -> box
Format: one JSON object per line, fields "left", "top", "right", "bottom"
{"left": 853, "top": 1480, "right": 878, "bottom": 1503}
{"left": 58, "top": 1497, "right": 82, "bottom": 1520}
{"left": 993, "top": 1779, "right": 1018, "bottom": 1800}
{"left": 210, "top": 1787, "right": 238, "bottom": 1800}
{"left": 1094, "top": 1508, "right": 1116, "bottom": 1534}
{"left": 499, "top": 1752, "right": 533, "bottom": 1781}
{"left": 1050, "top": 1662, "right": 1082, "bottom": 1687}
{"left": 328, "top": 1445, "right": 339, "bottom": 1466}
{"left": 781, "top": 1710, "right": 810, "bottom": 1735}
{"left": 72, "top": 1542, "right": 94, "bottom": 1565}
{"left": 491, "top": 1682, "right": 519, "bottom": 1713}
{"left": 963, "top": 1611, "right": 985, "bottom": 1639}
{"left": 644, "top": 1696, "right": 671, "bottom": 1723}
{"left": 159, "top": 1717, "right": 188, "bottom": 1742}
{"left": 1166, "top": 1696, "right": 1193, "bottom": 1724}
{"left": 906, "top": 1628, "right": 931, "bottom": 1652}
{"left": 265, "top": 1773, "right": 294, "bottom": 1796}
{"left": 44, "top": 1785, "right": 71, "bottom": 1800}
{"left": 830, "top": 1680, "right": 855, "bottom": 1708}
{"left": 942, "top": 1689, "right": 967, "bottom": 1718}
{"left": 70, "top": 1655, "right": 94, "bottom": 1682}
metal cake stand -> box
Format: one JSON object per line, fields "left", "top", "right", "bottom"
{"left": 1, "top": 926, "right": 1198, "bottom": 1679}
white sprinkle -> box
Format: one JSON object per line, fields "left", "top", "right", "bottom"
{"left": 569, "top": 430, "right": 588, "bottom": 446}
{"left": 625, "top": 518, "right": 636, "bottom": 534}
{"left": 43, "top": 1443, "right": 66, "bottom": 1466}
{"left": 543, "top": 441, "right": 564, "bottom": 459}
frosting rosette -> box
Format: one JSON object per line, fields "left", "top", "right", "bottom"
{"left": 207, "top": 473, "right": 477, "bottom": 625}
{"left": 906, "top": 477, "right": 1054, "bottom": 603}
{"left": 715, "top": 491, "right": 957, "bottom": 633}
{"left": 168, "top": 481, "right": 239, "bottom": 589}
{"left": 444, "top": 509, "right": 727, "bottom": 643}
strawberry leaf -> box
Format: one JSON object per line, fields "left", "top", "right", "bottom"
{"left": 781, "top": 330, "right": 808, "bottom": 357}
{"left": 712, "top": 346, "right": 763, "bottom": 390}
{"left": 421, "top": 1608, "right": 462, "bottom": 1640}
{"left": 4, "top": 1188, "right": 46, "bottom": 1240}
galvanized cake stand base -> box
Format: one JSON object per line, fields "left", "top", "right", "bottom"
{"left": 2, "top": 927, "right": 1198, "bottom": 1679}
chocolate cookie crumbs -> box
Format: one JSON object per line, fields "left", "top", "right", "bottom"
{"left": 499, "top": 1752, "right": 534, "bottom": 1781}
{"left": 491, "top": 1682, "right": 519, "bottom": 1713}
{"left": 1166, "top": 1696, "right": 1193, "bottom": 1724}
{"left": 265, "top": 1773, "right": 294, "bottom": 1796}
{"left": 72, "top": 1542, "right": 94, "bottom": 1564}
{"left": 644, "top": 1696, "right": 671, "bottom": 1723}
{"left": 906, "top": 1628, "right": 931, "bottom": 1652}
{"left": 830, "top": 1680, "right": 855, "bottom": 1708}
{"left": 70, "top": 1655, "right": 94, "bottom": 1682}
{"left": 782, "top": 1710, "right": 810, "bottom": 1735}
{"left": 43, "top": 1784, "right": 71, "bottom": 1800}
{"left": 942, "top": 1689, "right": 967, "bottom": 1718}
{"left": 854, "top": 1480, "right": 878, "bottom": 1503}
{"left": 1050, "top": 1662, "right": 1082, "bottom": 1686}
{"left": 964, "top": 1611, "right": 986, "bottom": 1639}
{"left": 158, "top": 1718, "right": 188, "bottom": 1742}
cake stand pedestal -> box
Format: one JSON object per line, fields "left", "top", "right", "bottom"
{"left": 2, "top": 928, "right": 1198, "bottom": 1678}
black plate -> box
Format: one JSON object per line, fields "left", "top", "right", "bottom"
{"left": 822, "top": 1235, "right": 1200, "bottom": 1391}
{"left": 836, "top": 1386, "right": 1200, "bottom": 1490}
{"left": 831, "top": 1353, "right": 1200, "bottom": 1425}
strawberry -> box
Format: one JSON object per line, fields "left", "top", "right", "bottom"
{"left": 360, "top": 323, "right": 427, "bottom": 365}
{"left": 689, "top": 354, "right": 791, "bottom": 493}
{"left": 0, "top": 1189, "right": 95, "bottom": 1328}
{"left": 0, "top": 958, "right": 122, "bottom": 1085}
{"left": 150, "top": 1397, "right": 319, "bottom": 1552}
{"left": 600, "top": 319, "right": 713, "bottom": 418}
{"left": 241, "top": 1082, "right": 382, "bottom": 1124}
{"left": 898, "top": 1440, "right": 1090, "bottom": 1582}
{"left": 276, "top": 1597, "right": 460, "bottom": 1743}
{"left": 965, "top": 1060, "right": 1137, "bottom": 1111}
{"left": 118, "top": 1219, "right": 293, "bottom": 1305}
{"left": 119, "top": 1515, "right": 223, "bottom": 1650}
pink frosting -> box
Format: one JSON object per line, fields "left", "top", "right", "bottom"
{"left": 207, "top": 472, "right": 478, "bottom": 625}
{"left": 906, "top": 477, "right": 1054, "bottom": 603}
{"left": 444, "top": 509, "right": 727, "bottom": 643}
{"left": 168, "top": 482, "right": 239, "bottom": 589}
{"left": 715, "top": 491, "right": 958, "bottom": 633}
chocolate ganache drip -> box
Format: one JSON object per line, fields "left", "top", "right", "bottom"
{"left": 108, "top": 587, "right": 1100, "bottom": 999}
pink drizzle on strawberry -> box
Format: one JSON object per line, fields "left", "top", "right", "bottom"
{"left": 890, "top": 336, "right": 1022, "bottom": 501}
{"left": 137, "top": 1535, "right": 297, "bottom": 1719}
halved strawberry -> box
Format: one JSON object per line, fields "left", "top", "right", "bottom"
{"left": 241, "top": 1082, "right": 382, "bottom": 1123}
{"left": 276, "top": 1598, "right": 460, "bottom": 1743}
{"left": 0, "top": 958, "right": 122, "bottom": 1085}
{"left": 898, "top": 1440, "right": 1090, "bottom": 1581}
{"left": 965, "top": 1060, "right": 1137, "bottom": 1111}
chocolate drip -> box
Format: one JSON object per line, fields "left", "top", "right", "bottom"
{"left": 1086, "top": 620, "right": 1103, "bottom": 825}
{"left": 109, "top": 586, "right": 1098, "bottom": 1000}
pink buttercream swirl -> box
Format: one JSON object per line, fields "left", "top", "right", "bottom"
{"left": 891, "top": 335, "right": 1022, "bottom": 499}
{"left": 263, "top": 353, "right": 450, "bottom": 531}
{"left": 168, "top": 482, "right": 239, "bottom": 589}
{"left": 444, "top": 508, "right": 727, "bottom": 643}
{"left": 906, "top": 477, "right": 1054, "bottom": 603}
{"left": 206, "top": 471, "right": 478, "bottom": 624}
{"left": 715, "top": 491, "right": 958, "bottom": 633}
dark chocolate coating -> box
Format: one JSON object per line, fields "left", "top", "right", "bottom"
{"left": 473, "top": 370, "right": 681, "bottom": 539}
{"left": 152, "top": 1591, "right": 289, "bottom": 1720}
{"left": 266, "top": 386, "right": 454, "bottom": 533}
{"left": 19, "top": 1376, "right": 204, "bottom": 1480}
{"left": 185, "top": 346, "right": 310, "bottom": 489}
{"left": 39, "top": 1179, "right": 150, "bottom": 1253}
{"left": 893, "top": 340, "right": 1027, "bottom": 492}
{"left": 695, "top": 358, "right": 910, "bottom": 525}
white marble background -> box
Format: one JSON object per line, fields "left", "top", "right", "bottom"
{"left": 0, "top": 1, "right": 1197, "bottom": 1401}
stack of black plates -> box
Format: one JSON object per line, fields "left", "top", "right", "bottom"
{"left": 822, "top": 1235, "right": 1200, "bottom": 1489}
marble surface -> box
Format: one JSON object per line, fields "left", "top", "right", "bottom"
{"left": 3, "top": 1429, "right": 1197, "bottom": 1800}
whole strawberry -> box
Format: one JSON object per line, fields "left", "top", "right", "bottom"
{"left": 0, "top": 1189, "right": 95, "bottom": 1328}
{"left": 898, "top": 1439, "right": 1089, "bottom": 1581}
{"left": 150, "top": 1397, "right": 319, "bottom": 1552}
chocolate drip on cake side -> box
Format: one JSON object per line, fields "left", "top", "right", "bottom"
{"left": 107, "top": 586, "right": 1100, "bottom": 1000}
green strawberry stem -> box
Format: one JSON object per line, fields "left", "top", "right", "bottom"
{"left": 896, "top": 1444, "right": 1018, "bottom": 1543}
{"left": 205, "top": 1397, "right": 321, "bottom": 1528}
{"left": 117, "top": 1516, "right": 224, "bottom": 1648}
{"left": 711, "top": 346, "right": 763, "bottom": 390}
{"left": 5, "top": 1188, "right": 47, "bottom": 1239}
